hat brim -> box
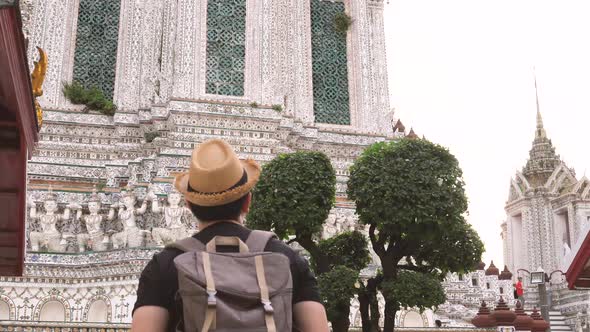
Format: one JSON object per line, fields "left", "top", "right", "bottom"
{"left": 174, "top": 159, "right": 261, "bottom": 207}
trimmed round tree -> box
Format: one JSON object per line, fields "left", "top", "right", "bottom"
{"left": 248, "top": 151, "right": 370, "bottom": 332}
{"left": 348, "top": 138, "right": 484, "bottom": 332}
{"left": 247, "top": 151, "right": 335, "bottom": 241}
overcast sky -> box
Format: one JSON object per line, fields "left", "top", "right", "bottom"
{"left": 383, "top": 0, "right": 590, "bottom": 267}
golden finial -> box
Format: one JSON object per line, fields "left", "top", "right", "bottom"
{"left": 31, "top": 47, "right": 47, "bottom": 128}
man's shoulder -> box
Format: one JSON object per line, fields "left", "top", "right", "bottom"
{"left": 264, "top": 237, "right": 307, "bottom": 266}
{"left": 149, "top": 246, "right": 184, "bottom": 275}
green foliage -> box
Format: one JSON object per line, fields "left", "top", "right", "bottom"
{"left": 248, "top": 151, "right": 336, "bottom": 239}
{"left": 62, "top": 81, "right": 116, "bottom": 116}
{"left": 348, "top": 138, "right": 469, "bottom": 242}
{"left": 271, "top": 104, "right": 283, "bottom": 112}
{"left": 313, "top": 231, "right": 370, "bottom": 272}
{"left": 333, "top": 13, "right": 353, "bottom": 34}
{"left": 249, "top": 102, "right": 259, "bottom": 108}
{"left": 414, "top": 221, "right": 485, "bottom": 276}
{"left": 318, "top": 266, "right": 359, "bottom": 322}
{"left": 144, "top": 131, "right": 161, "bottom": 143}
{"left": 62, "top": 81, "right": 88, "bottom": 104}
{"left": 380, "top": 271, "right": 446, "bottom": 312}
{"left": 348, "top": 138, "right": 483, "bottom": 331}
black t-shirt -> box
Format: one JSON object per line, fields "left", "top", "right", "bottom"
{"left": 133, "top": 222, "right": 321, "bottom": 331}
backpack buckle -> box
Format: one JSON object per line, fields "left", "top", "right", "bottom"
{"left": 207, "top": 291, "right": 217, "bottom": 307}
{"left": 262, "top": 300, "right": 274, "bottom": 314}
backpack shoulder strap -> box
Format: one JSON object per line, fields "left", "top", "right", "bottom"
{"left": 245, "top": 230, "right": 277, "bottom": 253}
{"left": 165, "top": 237, "right": 206, "bottom": 252}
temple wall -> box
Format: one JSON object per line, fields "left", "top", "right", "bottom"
{"left": 22, "top": 0, "right": 392, "bottom": 134}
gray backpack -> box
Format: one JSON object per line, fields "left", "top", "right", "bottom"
{"left": 168, "top": 231, "right": 293, "bottom": 332}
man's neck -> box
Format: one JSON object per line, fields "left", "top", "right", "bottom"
{"left": 198, "top": 219, "right": 242, "bottom": 231}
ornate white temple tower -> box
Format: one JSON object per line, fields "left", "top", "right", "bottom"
{"left": 503, "top": 110, "right": 590, "bottom": 278}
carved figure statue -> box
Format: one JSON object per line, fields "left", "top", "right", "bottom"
{"left": 29, "top": 188, "right": 71, "bottom": 252}
{"left": 111, "top": 187, "right": 149, "bottom": 249}
{"left": 336, "top": 213, "right": 347, "bottom": 234}
{"left": 322, "top": 214, "right": 337, "bottom": 239}
{"left": 150, "top": 191, "right": 191, "bottom": 246}
{"left": 76, "top": 188, "right": 112, "bottom": 252}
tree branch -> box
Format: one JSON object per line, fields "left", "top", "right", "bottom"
{"left": 369, "top": 223, "right": 385, "bottom": 257}
{"left": 397, "top": 262, "right": 433, "bottom": 274}
{"left": 297, "top": 234, "right": 320, "bottom": 260}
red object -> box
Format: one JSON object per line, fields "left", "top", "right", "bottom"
{"left": 472, "top": 301, "right": 496, "bottom": 328}
{"left": 565, "top": 227, "right": 590, "bottom": 289}
{"left": 0, "top": 3, "right": 38, "bottom": 276}
{"left": 499, "top": 265, "right": 513, "bottom": 280}
{"left": 516, "top": 281, "right": 524, "bottom": 296}
{"left": 485, "top": 260, "right": 500, "bottom": 276}
{"left": 513, "top": 301, "right": 534, "bottom": 331}
{"left": 530, "top": 308, "right": 549, "bottom": 332}
{"left": 490, "top": 297, "right": 516, "bottom": 326}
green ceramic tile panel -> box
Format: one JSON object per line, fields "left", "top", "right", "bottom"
{"left": 205, "top": 0, "right": 246, "bottom": 96}
{"left": 311, "top": 0, "right": 350, "bottom": 125}
{"left": 72, "top": 0, "right": 121, "bottom": 101}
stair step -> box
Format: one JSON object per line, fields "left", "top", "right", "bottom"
{"left": 552, "top": 322, "right": 568, "bottom": 326}
{"left": 551, "top": 327, "right": 572, "bottom": 331}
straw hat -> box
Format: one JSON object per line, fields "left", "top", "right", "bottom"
{"left": 174, "top": 139, "right": 261, "bottom": 207}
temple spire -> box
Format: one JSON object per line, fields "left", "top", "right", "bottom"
{"left": 534, "top": 70, "right": 546, "bottom": 139}
{"left": 536, "top": 109, "right": 546, "bottom": 139}
{"left": 522, "top": 71, "right": 560, "bottom": 186}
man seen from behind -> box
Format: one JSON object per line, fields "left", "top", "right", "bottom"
{"left": 132, "top": 138, "right": 329, "bottom": 332}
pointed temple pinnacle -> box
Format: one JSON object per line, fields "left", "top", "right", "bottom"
{"left": 534, "top": 69, "right": 541, "bottom": 117}
{"left": 533, "top": 70, "right": 546, "bottom": 139}
{"left": 535, "top": 110, "right": 547, "bottom": 140}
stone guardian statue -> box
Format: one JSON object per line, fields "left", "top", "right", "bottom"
{"left": 76, "top": 187, "right": 111, "bottom": 252}
{"left": 111, "top": 187, "right": 149, "bottom": 249}
{"left": 29, "top": 188, "right": 72, "bottom": 252}
{"left": 150, "top": 191, "right": 190, "bottom": 246}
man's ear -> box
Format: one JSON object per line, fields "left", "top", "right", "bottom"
{"left": 242, "top": 192, "right": 252, "bottom": 214}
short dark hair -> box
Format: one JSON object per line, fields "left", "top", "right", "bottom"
{"left": 186, "top": 170, "right": 250, "bottom": 222}
{"left": 187, "top": 194, "right": 249, "bottom": 222}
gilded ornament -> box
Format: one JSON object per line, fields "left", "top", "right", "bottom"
{"left": 31, "top": 47, "right": 47, "bottom": 127}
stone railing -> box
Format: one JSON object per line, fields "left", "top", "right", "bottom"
{"left": 0, "top": 321, "right": 130, "bottom": 332}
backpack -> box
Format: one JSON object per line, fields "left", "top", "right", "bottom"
{"left": 168, "top": 230, "right": 293, "bottom": 332}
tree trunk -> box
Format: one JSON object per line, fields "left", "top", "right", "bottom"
{"left": 359, "top": 289, "right": 371, "bottom": 332}
{"left": 359, "top": 277, "right": 382, "bottom": 332}
{"left": 382, "top": 301, "right": 398, "bottom": 332}
{"left": 380, "top": 254, "right": 397, "bottom": 332}
{"left": 331, "top": 306, "right": 351, "bottom": 332}
{"left": 296, "top": 235, "right": 330, "bottom": 274}
{"left": 369, "top": 294, "right": 381, "bottom": 332}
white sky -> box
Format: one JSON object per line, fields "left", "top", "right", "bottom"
{"left": 383, "top": 0, "right": 590, "bottom": 267}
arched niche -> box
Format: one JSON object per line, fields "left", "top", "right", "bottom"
{"left": 87, "top": 300, "right": 109, "bottom": 322}
{"left": 0, "top": 295, "right": 15, "bottom": 320}
{"left": 0, "top": 300, "right": 9, "bottom": 320}
{"left": 402, "top": 311, "right": 426, "bottom": 327}
{"left": 83, "top": 294, "right": 112, "bottom": 322}
{"left": 34, "top": 295, "right": 71, "bottom": 322}
{"left": 39, "top": 301, "right": 66, "bottom": 321}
